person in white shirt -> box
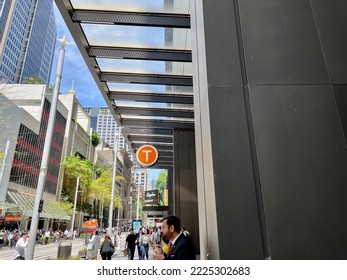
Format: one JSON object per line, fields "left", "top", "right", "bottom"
{"left": 44, "top": 230, "right": 50, "bottom": 244}
{"left": 140, "top": 229, "right": 151, "bottom": 260}
{"left": 13, "top": 232, "right": 29, "bottom": 260}
{"left": 87, "top": 230, "right": 100, "bottom": 260}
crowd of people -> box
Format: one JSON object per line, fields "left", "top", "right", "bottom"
{"left": 0, "top": 215, "right": 196, "bottom": 260}
{"left": 0, "top": 229, "right": 22, "bottom": 249}
{"left": 124, "top": 215, "right": 196, "bottom": 260}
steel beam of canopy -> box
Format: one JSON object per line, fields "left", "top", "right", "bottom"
{"left": 122, "top": 118, "right": 194, "bottom": 129}
{"left": 89, "top": 47, "right": 192, "bottom": 62}
{"left": 101, "top": 72, "right": 193, "bottom": 86}
{"left": 155, "top": 163, "right": 173, "bottom": 167}
{"left": 129, "top": 135, "right": 172, "bottom": 144}
{"left": 157, "top": 160, "right": 174, "bottom": 164}
{"left": 116, "top": 106, "right": 194, "bottom": 118}
{"left": 158, "top": 157, "right": 174, "bottom": 161}
{"left": 154, "top": 151, "right": 173, "bottom": 157}
{"left": 133, "top": 143, "right": 172, "bottom": 150}
{"left": 125, "top": 127, "right": 173, "bottom": 136}
{"left": 72, "top": 10, "right": 191, "bottom": 28}
{"left": 109, "top": 91, "right": 193, "bottom": 104}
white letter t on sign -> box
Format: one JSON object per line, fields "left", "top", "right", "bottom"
{"left": 143, "top": 150, "right": 152, "bottom": 162}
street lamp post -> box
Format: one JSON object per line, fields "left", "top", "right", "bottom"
{"left": 99, "top": 192, "right": 104, "bottom": 231}
{"left": 136, "top": 181, "right": 140, "bottom": 220}
{"left": 26, "top": 36, "right": 69, "bottom": 260}
{"left": 107, "top": 128, "right": 120, "bottom": 236}
{"left": 70, "top": 176, "right": 80, "bottom": 238}
{"left": 116, "top": 184, "right": 122, "bottom": 231}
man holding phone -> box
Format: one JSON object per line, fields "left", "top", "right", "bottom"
{"left": 14, "top": 232, "right": 29, "bottom": 260}
{"left": 152, "top": 215, "right": 196, "bottom": 260}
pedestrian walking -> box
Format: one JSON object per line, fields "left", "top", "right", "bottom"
{"left": 140, "top": 229, "right": 151, "bottom": 260}
{"left": 0, "top": 229, "right": 5, "bottom": 249}
{"left": 13, "top": 232, "right": 29, "bottom": 260}
{"left": 125, "top": 228, "right": 137, "bottom": 260}
{"left": 99, "top": 234, "right": 115, "bottom": 260}
{"left": 87, "top": 230, "right": 100, "bottom": 260}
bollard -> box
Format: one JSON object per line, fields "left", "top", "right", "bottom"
{"left": 57, "top": 240, "right": 72, "bottom": 259}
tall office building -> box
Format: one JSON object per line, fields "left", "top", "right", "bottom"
{"left": 0, "top": 0, "right": 56, "bottom": 84}
{"left": 132, "top": 165, "right": 150, "bottom": 191}
{"left": 84, "top": 107, "right": 126, "bottom": 149}
{"left": 0, "top": 0, "right": 11, "bottom": 43}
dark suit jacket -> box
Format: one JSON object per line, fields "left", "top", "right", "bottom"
{"left": 165, "top": 233, "right": 196, "bottom": 260}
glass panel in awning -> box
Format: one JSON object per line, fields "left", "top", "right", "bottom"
{"left": 121, "top": 115, "right": 194, "bottom": 122}
{"left": 71, "top": 0, "right": 190, "bottom": 14}
{"left": 97, "top": 58, "right": 192, "bottom": 76}
{"left": 116, "top": 100, "right": 193, "bottom": 110}
{"left": 107, "top": 83, "right": 193, "bottom": 94}
{"left": 82, "top": 24, "right": 191, "bottom": 50}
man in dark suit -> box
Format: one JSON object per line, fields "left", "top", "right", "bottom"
{"left": 153, "top": 215, "right": 196, "bottom": 260}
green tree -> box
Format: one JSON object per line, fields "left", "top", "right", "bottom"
{"left": 91, "top": 131, "right": 100, "bottom": 147}
{"left": 23, "top": 75, "right": 44, "bottom": 84}
{"left": 90, "top": 168, "right": 125, "bottom": 209}
{"left": 154, "top": 170, "right": 168, "bottom": 206}
{"left": 93, "top": 162, "right": 105, "bottom": 178}
{"left": 61, "top": 155, "right": 93, "bottom": 210}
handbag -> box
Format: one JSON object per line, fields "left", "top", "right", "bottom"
{"left": 122, "top": 249, "right": 128, "bottom": 256}
{"left": 87, "top": 243, "right": 94, "bottom": 251}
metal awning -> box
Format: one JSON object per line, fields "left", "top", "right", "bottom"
{"left": 142, "top": 206, "right": 169, "bottom": 218}
{"left": 55, "top": 0, "right": 193, "bottom": 167}
{"left": 7, "top": 191, "right": 71, "bottom": 220}
{"left": 0, "top": 202, "right": 20, "bottom": 211}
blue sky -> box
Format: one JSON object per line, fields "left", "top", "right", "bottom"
{"left": 49, "top": 4, "right": 106, "bottom": 107}
{"left": 50, "top": 4, "right": 163, "bottom": 181}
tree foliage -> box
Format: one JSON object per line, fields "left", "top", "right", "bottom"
{"left": 61, "top": 155, "right": 93, "bottom": 206}
{"left": 23, "top": 75, "right": 44, "bottom": 84}
{"left": 91, "top": 131, "right": 100, "bottom": 147}
{"left": 154, "top": 170, "right": 167, "bottom": 206}
{"left": 90, "top": 167, "right": 125, "bottom": 210}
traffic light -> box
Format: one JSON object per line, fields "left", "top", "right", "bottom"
{"left": 38, "top": 199, "right": 44, "bottom": 213}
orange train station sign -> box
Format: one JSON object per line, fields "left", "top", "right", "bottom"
{"left": 136, "top": 145, "right": 159, "bottom": 167}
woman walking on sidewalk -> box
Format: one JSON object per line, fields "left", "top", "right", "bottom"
{"left": 100, "top": 234, "right": 115, "bottom": 260}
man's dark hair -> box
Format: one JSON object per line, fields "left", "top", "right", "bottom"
{"left": 163, "top": 215, "right": 181, "bottom": 233}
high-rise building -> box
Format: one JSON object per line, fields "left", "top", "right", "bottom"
{"left": 0, "top": 0, "right": 56, "bottom": 84}
{"left": 132, "top": 165, "right": 150, "bottom": 191}
{"left": 0, "top": 0, "right": 12, "bottom": 43}
{"left": 84, "top": 107, "right": 126, "bottom": 149}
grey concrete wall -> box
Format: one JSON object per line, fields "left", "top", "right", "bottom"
{"left": 191, "top": 0, "right": 347, "bottom": 259}
{"left": 0, "top": 95, "right": 21, "bottom": 202}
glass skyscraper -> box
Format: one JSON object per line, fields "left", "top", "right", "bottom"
{"left": 0, "top": 0, "right": 56, "bottom": 84}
